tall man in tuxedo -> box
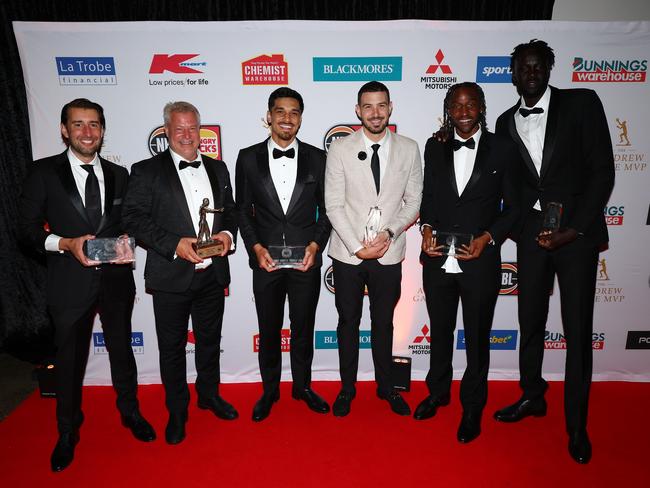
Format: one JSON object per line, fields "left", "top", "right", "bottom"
{"left": 493, "top": 40, "right": 615, "bottom": 464}
{"left": 325, "top": 81, "right": 423, "bottom": 417}
{"left": 413, "top": 82, "right": 520, "bottom": 443}
{"left": 235, "top": 87, "right": 331, "bottom": 421}
{"left": 122, "top": 101, "right": 238, "bottom": 445}
{"left": 18, "top": 98, "right": 155, "bottom": 472}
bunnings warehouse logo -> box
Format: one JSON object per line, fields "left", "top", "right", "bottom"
{"left": 572, "top": 57, "right": 647, "bottom": 83}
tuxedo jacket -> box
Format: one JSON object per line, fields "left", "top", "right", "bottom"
{"left": 325, "top": 129, "right": 423, "bottom": 265}
{"left": 419, "top": 131, "right": 521, "bottom": 273}
{"left": 235, "top": 138, "right": 331, "bottom": 269}
{"left": 122, "top": 150, "right": 236, "bottom": 293}
{"left": 495, "top": 86, "right": 615, "bottom": 245}
{"left": 18, "top": 151, "right": 134, "bottom": 310}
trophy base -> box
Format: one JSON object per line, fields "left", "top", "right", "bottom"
{"left": 193, "top": 241, "right": 224, "bottom": 258}
{"left": 268, "top": 245, "right": 305, "bottom": 269}
{"left": 84, "top": 237, "right": 136, "bottom": 263}
{"left": 432, "top": 230, "right": 474, "bottom": 256}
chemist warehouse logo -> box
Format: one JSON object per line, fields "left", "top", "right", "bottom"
{"left": 93, "top": 332, "right": 144, "bottom": 354}
{"left": 545, "top": 331, "right": 606, "bottom": 350}
{"left": 148, "top": 125, "right": 222, "bottom": 159}
{"left": 572, "top": 57, "right": 647, "bottom": 83}
{"left": 323, "top": 124, "right": 398, "bottom": 152}
{"left": 242, "top": 54, "right": 288, "bottom": 85}
{"left": 420, "top": 50, "right": 458, "bottom": 90}
{"left": 56, "top": 57, "right": 117, "bottom": 85}
{"left": 253, "top": 329, "right": 291, "bottom": 352}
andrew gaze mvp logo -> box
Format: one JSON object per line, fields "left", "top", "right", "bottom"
{"left": 313, "top": 57, "right": 402, "bottom": 82}
{"left": 148, "top": 54, "right": 209, "bottom": 87}
{"left": 475, "top": 56, "right": 512, "bottom": 83}
{"left": 56, "top": 57, "right": 116, "bottom": 85}
{"left": 572, "top": 57, "right": 647, "bottom": 83}
{"left": 148, "top": 125, "right": 222, "bottom": 159}
{"left": 315, "top": 330, "right": 372, "bottom": 349}
{"left": 545, "top": 331, "right": 606, "bottom": 350}
{"left": 457, "top": 330, "right": 518, "bottom": 350}
{"left": 93, "top": 332, "right": 144, "bottom": 354}
{"left": 323, "top": 124, "right": 398, "bottom": 152}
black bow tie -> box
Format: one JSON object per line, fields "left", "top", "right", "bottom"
{"left": 272, "top": 147, "right": 295, "bottom": 159}
{"left": 519, "top": 107, "right": 544, "bottom": 118}
{"left": 179, "top": 160, "right": 201, "bottom": 170}
{"left": 452, "top": 138, "right": 476, "bottom": 151}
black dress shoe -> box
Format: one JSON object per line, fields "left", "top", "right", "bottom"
{"left": 121, "top": 411, "right": 156, "bottom": 442}
{"left": 493, "top": 397, "right": 547, "bottom": 422}
{"left": 457, "top": 411, "right": 481, "bottom": 443}
{"left": 413, "top": 393, "right": 451, "bottom": 420}
{"left": 292, "top": 388, "right": 330, "bottom": 414}
{"left": 165, "top": 412, "right": 187, "bottom": 445}
{"left": 50, "top": 431, "right": 79, "bottom": 472}
{"left": 377, "top": 390, "right": 411, "bottom": 416}
{"left": 252, "top": 390, "right": 279, "bottom": 422}
{"left": 198, "top": 396, "right": 238, "bottom": 420}
{"left": 568, "top": 430, "right": 592, "bottom": 464}
{"left": 332, "top": 390, "right": 355, "bottom": 417}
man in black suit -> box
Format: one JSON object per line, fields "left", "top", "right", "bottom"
{"left": 122, "top": 101, "right": 238, "bottom": 444}
{"left": 493, "top": 40, "right": 615, "bottom": 464}
{"left": 235, "top": 87, "right": 331, "bottom": 421}
{"left": 18, "top": 98, "right": 155, "bottom": 472}
{"left": 414, "top": 83, "right": 520, "bottom": 443}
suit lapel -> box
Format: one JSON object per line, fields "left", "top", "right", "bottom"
{"left": 539, "top": 86, "right": 560, "bottom": 182}
{"left": 461, "top": 131, "right": 488, "bottom": 198}
{"left": 95, "top": 158, "right": 115, "bottom": 234}
{"left": 285, "top": 140, "right": 309, "bottom": 217}
{"left": 444, "top": 140, "right": 460, "bottom": 198}
{"left": 256, "top": 142, "right": 285, "bottom": 218}
{"left": 162, "top": 151, "right": 194, "bottom": 229}
{"left": 54, "top": 152, "right": 92, "bottom": 227}
{"left": 507, "top": 104, "right": 539, "bottom": 181}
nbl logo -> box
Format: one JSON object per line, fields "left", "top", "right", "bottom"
{"left": 148, "top": 125, "right": 222, "bottom": 159}
{"left": 323, "top": 264, "right": 368, "bottom": 295}
{"left": 323, "top": 124, "right": 397, "bottom": 152}
{"left": 500, "top": 262, "right": 518, "bottom": 295}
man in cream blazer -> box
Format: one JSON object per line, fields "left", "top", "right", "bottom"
{"left": 325, "top": 81, "right": 422, "bottom": 417}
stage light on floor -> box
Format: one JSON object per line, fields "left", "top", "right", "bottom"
{"left": 392, "top": 356, "right": 411, "bottom": 392}
{"left": 35, "top": 363, "right": 56, "bottom": 397}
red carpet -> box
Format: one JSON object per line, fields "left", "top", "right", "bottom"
{"left": 0, "top": 380, "right": 647, "bottom": 487}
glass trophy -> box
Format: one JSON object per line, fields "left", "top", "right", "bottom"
{"left": 268, "top": 234, "right": 305, "bottom": 268}
{"left": 431, "top": 230, "right": 473, "bottom": 256}
{"left": 541, "top": 202, "right": 563, "bottom": 233}
{"left": 193, "top": 198, "right": 225, "bottom": 258}
{"left": 84, "top": 236, "right": 135, "bottom": 263}
{"left": 364, "top": 206, "right": 382, "bottom": 242}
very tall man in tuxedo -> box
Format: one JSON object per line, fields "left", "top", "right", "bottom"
{"left": 493, "top": 40, "right": 615, "bottom": 464}
{"left": 235, "top": 87, "right": 331, "bottom": 421}
{"left": 19, "top": 98, "right": 155, "bottom": 472}
{"left": 122, "top": 101, "right": 238, "bottom": 445}
{"left": 325, "top": 81, "right": 423, "bottom": 417}
{"left": 414, "top": 82, "right": 520, "bottom": 443}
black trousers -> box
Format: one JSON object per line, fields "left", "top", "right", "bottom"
{"left": 517, "top": 211, "right": 598, "bottom": 433}
{"left": 253, "top": 266, "right": 321, "bottom": 394}
{"left": 332, "top": 259, "right": 401, "bottom": 396}
{"left": 152, "top": 265, "right": 225, "bottom": 414}
{"left": 422, "top": 258, "right": 500, "bottom": 413}
{"left": 50, "top": 267, "right": 138, "bottom": 434}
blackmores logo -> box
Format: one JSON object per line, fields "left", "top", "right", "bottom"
{"left": 148, "top": 125, "right": 222, "bottom": 159}
{"left": 323, "top": 124, "right": 397, "bottom": 152}
{"left": 421, "top": 50, "right": 458, "bottom": 90}
{"left": 572, "top": 57, "right": 647, "bottom": 83}
{"left": 500, "top": 262, "right": 518, "bottom": 295}
{"left": 242, "top": 54, "right": 288, "bottom": 85}
{"left": 149, "top": 54, "right": 206, "bottom": 74}
{"left": 604, "top": 205, "right": 624, "bottom": 225}
{"left": 312, "top": 57, "right": 402, "bottom": 82}
{"left": 545, "top": 331, "right": 605, "bottom": 350}
{"left": 56, "top": 57, "right": 116, "bottom": 85}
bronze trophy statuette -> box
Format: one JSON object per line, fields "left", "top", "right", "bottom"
{"left": 193, "top": 198, "right": 225, "bottom": 258}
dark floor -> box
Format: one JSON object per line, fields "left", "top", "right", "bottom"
{"left": 0, "top": 353, "right": 38, "bottom": 421}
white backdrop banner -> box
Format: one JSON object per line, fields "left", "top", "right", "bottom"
{"left": 13, "top": 20, "right": 650, "bottom": 385}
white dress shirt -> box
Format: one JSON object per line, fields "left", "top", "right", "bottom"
{"left": 268, "top": 138, "right": 298, "bottom": 214}
{"left": 361, "top": 128, "right": 391, "bottom": 187}
{"left": 515, "top": 85, "right": 551, "bottom": 211}
{"left": 45, "top": 149, "right": 105, "bottom": 252}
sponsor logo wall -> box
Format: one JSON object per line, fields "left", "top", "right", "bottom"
{"left": 14, "top": 20, "right": 650, "bottom": 384}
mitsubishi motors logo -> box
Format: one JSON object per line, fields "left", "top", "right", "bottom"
{"left": 426, "top": 50, "right": 452, "bottom": 74}
{"left": 408, "top": 325, "right": 431, "bottom": 355}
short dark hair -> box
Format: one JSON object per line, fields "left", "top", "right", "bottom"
{"left": 60, "top": 98, "right": 105, "bottom": 128}
{"left": 268, "top": 87, "right": 304, "bottom": 113}
{"left": 357, "top": 81, "right": 390, "bottom": 105}
{"left": 441, "top": 82, "right": 488, "bottom": 138}
{"left": 510, "top": 39, "right": 555, "bottom": 73}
